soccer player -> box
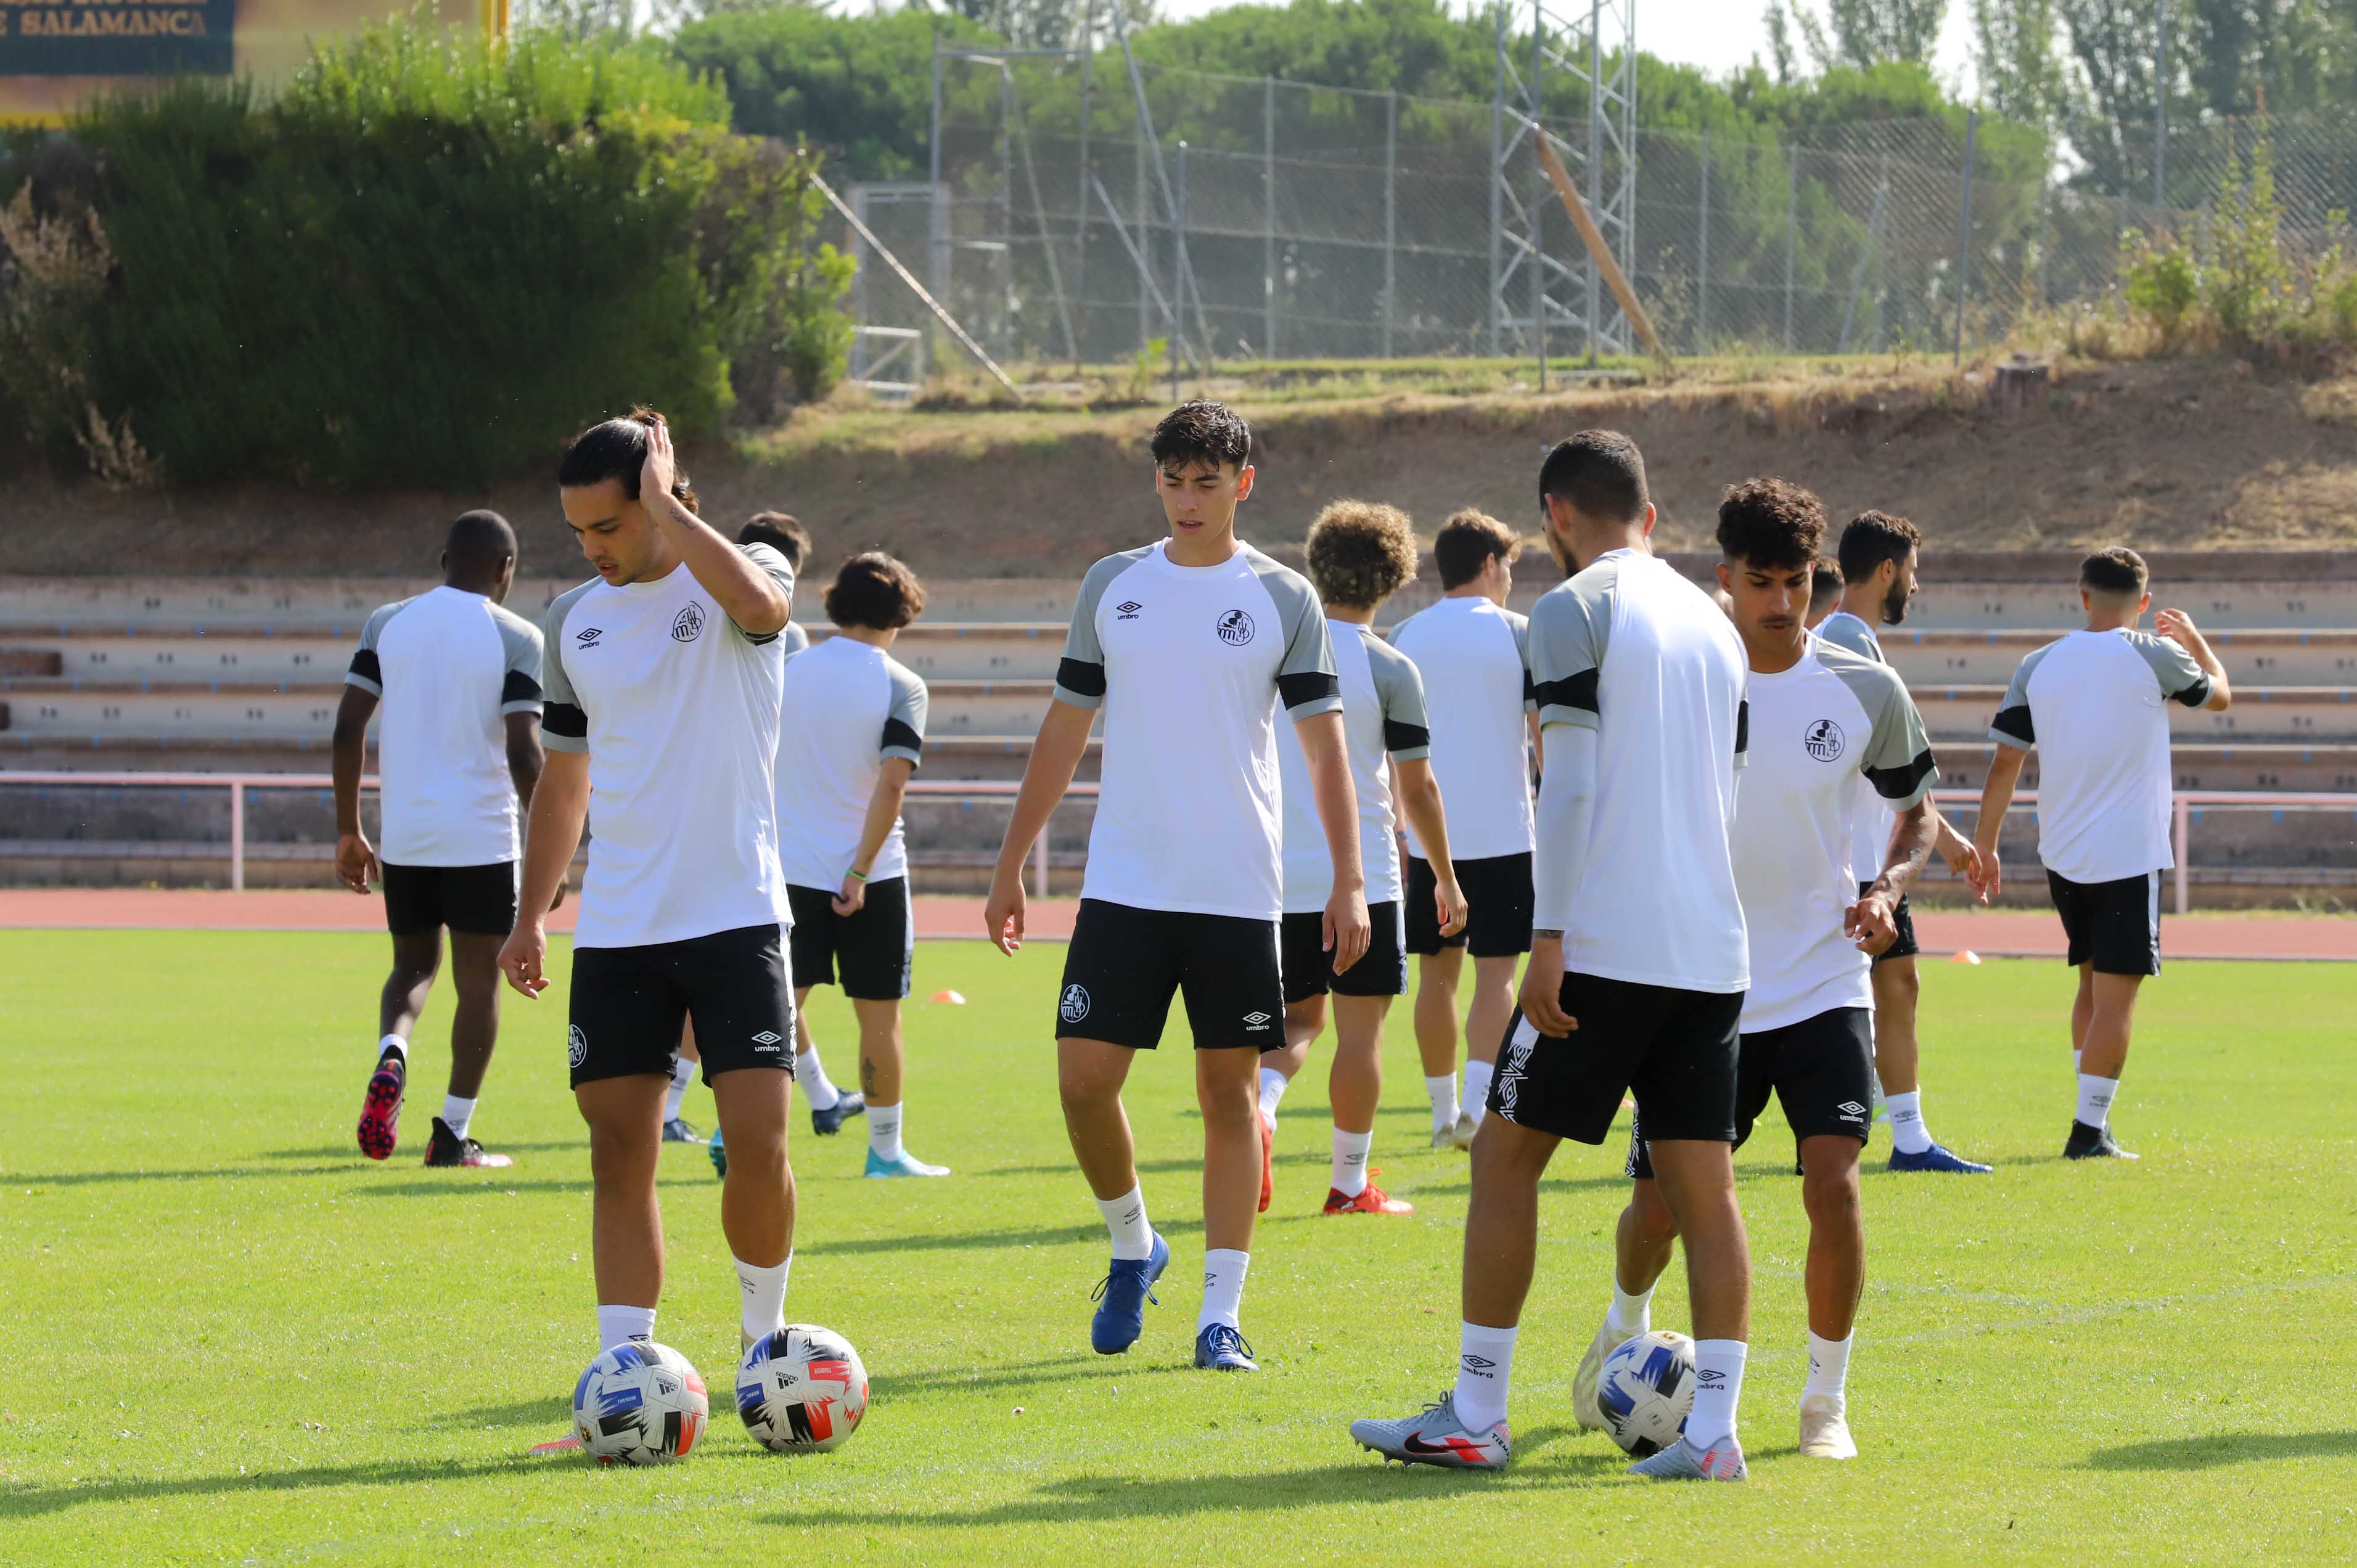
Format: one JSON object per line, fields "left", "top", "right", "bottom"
{"left": 1573, "top": 478, "right": 1940, "bottom": 1463}
{"left": 775, "top": 551, "right": 945, "bottom": 1178}
{"left": 739, "top": 512, "right": 814, "bottom": 656}
{"left": 336, "top": 510, "right": 544, "bottom": 1169}
{"left": 1258, "top": 502, "right": 1469, "bottom": 1216}
{"left": 981, "top": 401, "right": 1371, "bottom": 1373}
{"left": 1806, "top": 557, "right": 1843, "bottom": 628}
{"left": 1350, "top": 430, "right": 1754, "bottom": 1480}
{"left": 1388, "top": 510, "right": 1536, "bottom": 1149}
{"left": 1816, "top": 511, "right": 1990, "bottom": 1174}
{"left": 497, "top": 410, "right": 805, "bottom": 1362}
{"left": 1970, "top": 547, "right": 2231, "bottom": 1160}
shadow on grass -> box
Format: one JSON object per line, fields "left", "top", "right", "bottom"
{"left": 878, "top": 1354, "right": 1191, "bottom": 1399}
{"left": 969, "top": 1156, "right": 1215, "bottom": 1181}
{"left": 7, "top": 1165, "right": 354, "bottom": 1188}
{"left": 2085, "top": 1431, "right": 2357, "bottom": 1470}
{"left": 419, "top": 1397, "right": 565, "bottom": 1431}
{"left": 0, "top": 1456, "right": 533, "bottom": 1519}
{"left": 263, "top": 1141, "right": 587, "bottom": 1161}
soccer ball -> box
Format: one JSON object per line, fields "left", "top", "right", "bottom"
{"left": 1596, "top": 1330, "right": 1695, "bottom": 1457}
{"left": 736, "top": 1324, "right": 869, "bottom": 1453}
{"left": 572, "top": 1341, "right": 709, "bottom": 1466}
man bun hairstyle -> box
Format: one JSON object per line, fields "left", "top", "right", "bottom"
{"left": 1433, "top": 508, "right": 1523, "bottom": 590}
{"left": 1306, "top": 500, "right": 1419, "bottom": 608}
{"left": 1716, "top": 476, "right": 1827, "bottom": 570}
{"left": 1536, "top": 429, "right": 1649, "bottom": 525}
{"left": 739, "top": 511, "right": 811, "bottom": 569}
{"left": 2080, "top": 545, "right": 2150, "bottom": 599}
{"left": 1837, "top": 509, "right": 1920, "bottom": 583}
{"left": 557, "top": 407, "right": 699, "bottom": 515}
{"left": 824, "top": 551, "right": 927, "bottom": 632}
{"left": 1150, "top": 399, "right": 1253, "bottom": 472}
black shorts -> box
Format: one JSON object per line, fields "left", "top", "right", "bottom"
{"left": 1057, "top": 898, "right": 1285, "bottom": 1051}
{"left": 1626, "top": 1006, "right": 1875, "bottom": 1179}
{"left": 786, "top": 878, "right": 914, "bottom": 1001}
{"left": 568, "top": 923, "right": 796, "bottom": 1088}
{"left": 1406, "top": 852, "right": 1534, "bottom": 958}
{"left": 1488, "top": 970, "right": 1744, "bottom": 1146}
{"left": 2048, "top": 869, "right": 2162, "bottom": 976}
{"left": 1858, "top": 880, "right": 1919, "bottom": 966}
{"left": 1281, "top": 901, "right": 1407, "bottom": 1003}
{"left": 382, "top": 860, "right": 518, "bottom": 937}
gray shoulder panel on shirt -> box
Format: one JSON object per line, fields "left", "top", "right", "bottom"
{"left": 734, "top": 542, "right": 798, "bottom": 645}
{"left": 1527, "top": 557, "right": 1619, "bottom": 729}
{"left": 1245, "top": 546, "right": 1343, "bottom": 717}
{"left": 2122, "top": 629, "right": 2210, "bottom": 702}
{"left": 1363, "top": 634, "right": 1432, "bottom": 759}
{"left": 1053, "top": 546, "right": 1155, "bottom": 708}
{"left": 356, "top": 598, "right": 413, "bottom": 653}
{"left": 1988, "top": 637, "right": 2060, "bottom": 749}
{"left": 1814, "top": 613, "right": 1882, "bottom": 663}
{"left": 784, "top": 621, "right": 811, "bottom": 655}
{"left": 1818, "top": 642, "right": 1937, "bottom": 807}
{"left": 882, "top": 656, "right": 928, "bottom": 765}
{"left": 343, "top": 597, "right": 416, "bottom": 696}
{"left": 538, "top": 579, "right": 602, "bottom": 749}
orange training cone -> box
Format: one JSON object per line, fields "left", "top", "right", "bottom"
{"left": 1949, "top": 949, "right": 1982, "bottom": 965}
{"left": 930, "top": 989, "right": 967, "bottom": 1005}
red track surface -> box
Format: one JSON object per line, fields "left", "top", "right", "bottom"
{"left": 0, "top": 889, "right": 2350, "bottom": 960}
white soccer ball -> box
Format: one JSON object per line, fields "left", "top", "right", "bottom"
{"left": 1596, "top": 1329, "right": 1695, "bottom": 1457}
{"left": 736, "top": 1324, "right": 869, "bottom": 1453}
{"left": 572, "top": 1341, "right": 710, "bottom": 1466}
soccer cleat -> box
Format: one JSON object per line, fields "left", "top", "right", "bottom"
{"left": 422, "top": 1116, "right": 512, "bottom": 1169}
{"left": 1323, "top": 1183, "right": 1413, "bottom": 1215}
{"left": 865, "top": 1148, "right": 951, "bottom": 1178}
{"left": 1192, "top": 1323, "right": 1259, "bottom": 1372}
{"left": 810, "top": 1092, "right": 866, "bottom": 1137}
{"left": 1349, "top": 1394, "right": 1511, "bottom": 1469}
{"left": 661, "top": 1116, "right": 700, "bottom": 1143}
{"left": 1798, "top": 1394, "right": 1856, "bottom": 1460}
{"left": 1888, "top": 1142, "right": 1993, "bottom": 1174}
{"left": 1432, "top": 1110, "right": 1477, "bottom": 1151}
{"left": 707, "top": 1127, "right": 728, "bottom": 1180}
{"left": 2064, "top": 1120, "right": 2139, "bottom": 1160}
{"left": 356, "top": 1050, "right": 406, "bottom": 1161}
{"left": 1572, "top": 1317, "right": 1643, "bottom": 1430}
{"left": 1088, "top": 1231, "right": 1169, "bottom": 1355}
{"left": 1627, "top": 1435, "right": 1748, "bottom": 1480}
{"left": 1256, "top": 1111, "right": 1275, "bottom": 1214}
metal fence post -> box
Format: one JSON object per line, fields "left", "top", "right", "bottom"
{"left": 229, "top": 779, "right": 245, "bottom": 892}
{"left": 1074, "top": 4, "right": 1094, "bottom": 364}
{"left": 929, "top": 38, "right": 948, "bottom": 306}
{"left": 1264, "top": 75, "right": 1277, "bottom": 358}
{"left": 1172, "top": 140, "right": 1187, "bottom": 397}
{"left": 2154, "top": 0, "right": 2170, "bottom": 208}
{"left": 1696, "top": 131, "right": 1710, "bottom": 353}
{"left": 1486, "top": 6, "right": 1504, "bottom": 359}
{"left": 1136, "top": 122, "right": 1149, "bottom": 353}
{"left": 1784, "top": 144, "right": 1798, "bottom": 350}
{"left": 1531, "top": 0, "right": 1546, "bottom": 391}
{"left": 1585, "top": 0, "right": 1602, "bottom": 362}
{"left": 1383, "top": 89, "right": 1398, "bottom": 359}
{"left": 1953, "top": 107, "right": 1978, "bottom": 365}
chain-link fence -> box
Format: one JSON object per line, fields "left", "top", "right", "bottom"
{"left": 864, "top": 47, "right": 2357, "bottom": 370}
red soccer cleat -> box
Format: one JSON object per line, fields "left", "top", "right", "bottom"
{"left": 356, "top": 1051, "right": 406, "bottom": 1161}
{"left": 1324, "top": 1183, "right": 1414, "bottom": 1215}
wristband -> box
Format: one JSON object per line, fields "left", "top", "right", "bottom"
{"left": 847, "top": 868, "right": 869, "bottom": 882}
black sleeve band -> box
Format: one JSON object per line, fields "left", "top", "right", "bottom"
{"left": 1383, "top": 719, "right": 1432, "bottom": 754}
{"left": 1522, "top": 669, "right": 1537, "bottom": 702}
{"left": 1735, "top": 698, "right": 1750, "bottom": 755}
{"left": 1533, "top": 669, "right": 1600, "bottom": 714}
{"left": 543, "top": 701, "right": 588, "bottom": 740}
{"left": 1277, "top": 670, "right": 1342, "bottom": 710}
{"left": 2172, "top": 674, "right": 2213, "bottom": 709}
{"left": 1865, "top": 747, "right": 1937, "bottom": 801}
{"left": 1056, "top": 657, "right": 1107, "bottom": 698}
{"left": 348, "top": 649, "right": 381, "bottom": 685}
{"left": 1991, "top": 704, "right": 2036, "bottom": 745}
{"left": 881, "top": 717, "right": 924, "bottom": 757}
{"left": 502, "top": 669, "right": 543, "bottom": 705}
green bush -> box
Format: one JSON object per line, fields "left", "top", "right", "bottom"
{"left": 2120, "top": 232, "right": 2201, "bottom": 351}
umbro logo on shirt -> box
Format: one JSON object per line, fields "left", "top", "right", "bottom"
{"left": 673, "top": 603, "right": 707, "bottom": 643}
{"left": 1803, "top": 718, "right": 1846, "bottom": 761}
{"left": 1215, "top": 609, "right": 1256, "bottom": 646}
{"left": 575, "top": 627, "right": 603, "bottom": 648}
{"left": 1115, "top": 600, "right": 1144, "bottom": 620}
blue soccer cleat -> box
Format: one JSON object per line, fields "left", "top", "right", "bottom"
{"left": 811, "top": 1092, "right": 866, "bottom": 1138}
{"left": 1888, "top": 1142, "right": 1992, "bottom": 1174}
{"left": 865, "top": 1148, "right": 951, "bottom": 1178}
{"left": 1088, "top": 1231, "right": 1168, "bottom": 1355}
{"left": 708, "top": 1127, "right": 728, "bottom": 1180}
{"left": 1192, "top": 1323, "right": 1259, "bottom": 1372}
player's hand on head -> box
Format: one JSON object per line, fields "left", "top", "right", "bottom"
{"left": 335, "top": 831, "right": 377, "bottom": 895}
{"left": 497, "top": 925, "right": 550, "bottom": 998}
{"left": 832, "top": 872, "right": 867, "bottom": 917}
{"left": 639, "top": 414, "right": 674, "bottom": 505}
{"left": 1437, "top": 878, "right": 1469, "bottom": 939}
{"left": 1518, "top": 941, "right": 1577, "bottom": 1036}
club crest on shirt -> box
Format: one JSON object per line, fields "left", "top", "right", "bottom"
{"left": 1802, "top": 717, "right": 1845, "bottom": 762}
{"left": 673, "top": 603, "right": 707, "bottom": 643}
{"left": 1215, "top": 609, "right": 1255, "bottom": 646}
{"left": 1059, "top": 984, "right": 1091, "bottom": 1024}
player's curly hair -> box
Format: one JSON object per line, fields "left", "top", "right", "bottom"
{"left": 1305, "top": 500, "right": 1419, "bottom": 610}
{"left": 824, "top": 552, "right": 927, "bottom": 631}
{"left": 1716, "top": 476, "right": 1826, "bottom": 569}
{"left": 1150, "top": 400, "right": 1253, "bottom": 471}
{"left": 557, "top": 407, "right": 699, "bottom": 515}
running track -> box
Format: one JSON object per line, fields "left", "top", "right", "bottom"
{"left": 1, "top": 889, "right": 2350, "bottom": 961}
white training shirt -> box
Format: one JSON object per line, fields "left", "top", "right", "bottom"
{"left": 345, "top": 584, "right": 543, "bottom": 867}
{"left": 773, "top": 634, "right": 928, "bottom": 890}
{"left": 1734, "top": 636, "right": 1938, "bottom": 1031}
{"left": 1527, "top": 548, "right": 1750, "bottom": 993}
{"left": 1989, "top": 627, "right": 2211, "bottom": 885}
{"left": 1388, "top": 595, "right": 1536, "bottom": 862}
{"left": 1276, "top": 619, "right": 1431, "bottom": 912}
{"left": 541, "top": 545, "right": 798, "bottom": 949}
{"left": 1054, "top": 538, "right": 1342, "bottom": 921}
{"left": 1813, "top": 609, "right": 1900, "bottom": 885}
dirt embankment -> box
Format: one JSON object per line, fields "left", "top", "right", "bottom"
{"left": 6, "top": 356, "right": 2353, "bottom": 578}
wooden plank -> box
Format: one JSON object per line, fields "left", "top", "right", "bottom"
{"left": 1531, "top": 130, "right": 1674, "bottom": 376}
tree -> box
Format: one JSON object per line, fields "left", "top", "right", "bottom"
{"left": 1780, "top": 0, "right": 1950, "bottom": 72}
{"left": 1971, "top": 0, "right": 2065, "bottom": 123}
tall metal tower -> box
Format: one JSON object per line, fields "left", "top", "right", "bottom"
{"left": 1488, "top": 0, "right": 1638, "bottom": 364}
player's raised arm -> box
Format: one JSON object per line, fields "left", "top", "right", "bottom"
{"left": 2153, "top": 608, "right": 2232, "bottom": 712}
{"left": 636, "top": 415, "right": 792, "bottom": 637}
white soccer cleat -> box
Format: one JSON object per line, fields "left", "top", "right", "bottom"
{"left": 1626, "top": 1435, "right": 1748, "bottom": 1480}
{"left": 1572, "top": 1315, "right": 1642, "bottom": 1431}
{"left": 1432, "top": 1110, "right": 1477, "bottom": 1151}
{"left": 1798, "top": 1394, "right": 1856, "bottom": 1460}
{"left": 1350, "top": 1394, "right": 1511, "bottom": 1470}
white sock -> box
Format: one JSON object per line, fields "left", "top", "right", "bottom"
{"left": 735, "top": 1254, "right": 792, "bottom": 1342}
{"left": 1687, "top": 1339, "right": 1748, "bottom": 1450}
{"left": 1804, "top": 1331, "right": 1852, "bottom": 1402}
{"left": 1463, "top": 1060, "right": 1494, "bottom": 1127}
{"left": 440, "top": 1094, "right": 476, "bottom": 1141}
{"left": 1452, "top": 1321, "right": 1518, "bottom": 1432}
{"left": 2076, "top": 1073, "right": 2119, "bottom": 1129}
{"left": 595, "top": 1304, "right": 655, "bottom": 1352}
{"left": 663, "top": 1056, "right": 694, "bottom": 1121}
{"left": 1198, "top": 1248, "right": 1250, "bottom": 1333}
{"left": 794, "top": 1047, "right": 842, "bottom": 1112}
{"left": 1330, "top": 1127, "right": 1372, "bottom": 1198}
{"left": 1886, "top": 1090, "right": 1932, "bottom": 1155}
{"left": 1425, "top": 1073, "right": 1461, "bottom": 1131}
{"left": 377, "top": 1033, "right": 407, "bottom": 1064}
{"left": 1607, "top": 1276, "right": 1654, "bottom": 1335}
{"left": 869, "top": 1102, "right": 904, "bottom": 1163}
{"left": 1097, "top": 1185, "right": 1152, "bottom": 1261}
{"left": 1258, "top": 1066, "right": 1290, "bottom": 1125}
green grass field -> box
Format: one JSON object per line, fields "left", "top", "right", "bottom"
{"left": 5, "top": 931, "right": 2352, "bottom": 1564}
